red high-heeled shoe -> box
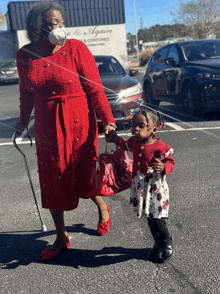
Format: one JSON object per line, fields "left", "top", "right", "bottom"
{"left": 41, "top": 235, "right": 71, "bottom": 261}
{"left": 97, "top": 204, "right": 111, "bottom": 235}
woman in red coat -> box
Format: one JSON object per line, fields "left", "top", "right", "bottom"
{"left": 14, "top": 2, "right": 116, "bottom": 260}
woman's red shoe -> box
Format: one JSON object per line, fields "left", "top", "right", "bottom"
{"left": 41, "top": 235, "right": 71, "bottom": 261}
{"left": 97, "top": 205, "right": 111, "bottom": 235}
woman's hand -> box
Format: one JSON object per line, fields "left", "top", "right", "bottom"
{"left": 103, "top": 124, "right": 116, "bottom": 134}
{"left": 103, "top": 124, "right": 117, "bottom": 143}
{"left": 152, "top": 158, "right": 165, "bottom": 174}
{"left": 13, "top": 123, "right": 27, "bottom": 137}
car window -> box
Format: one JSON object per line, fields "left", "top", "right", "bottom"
{"left": 182, "top": 41, "right": 220, "bottom": 61}
{"left": 154, "top": 47, "right": 168, "bottom": 64}
{"left": 95, "top": 57, "right": 125, "bottom": 76}
{"left": 167, "top": 46, "right": 180, "bottom": 61}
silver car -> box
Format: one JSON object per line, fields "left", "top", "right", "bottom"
{"left": 0, "top": 59, "right": 19, "bottom": 84}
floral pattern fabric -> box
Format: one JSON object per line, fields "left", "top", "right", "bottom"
{"left": 130, "top": 148, "right": 173, "bottom": 219}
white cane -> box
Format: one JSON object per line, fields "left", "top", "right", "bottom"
{"left": 12, "top": 132, "right": 47, "bottom": 232}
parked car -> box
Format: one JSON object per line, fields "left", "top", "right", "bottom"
{"left": 143, "top": 39, "right": 220, "bottom": 113}
{"left": 94, "top": 55, "right": 144, "bottom": 127}
{"left": 0, "top": 59, "right": 19, "bottom": 84}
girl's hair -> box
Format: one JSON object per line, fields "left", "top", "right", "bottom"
{"left": 134, "top": 109, "right": 165, "bottom": 129}
{"left": 26, "top": 2, "right": 65, "bottom": 43}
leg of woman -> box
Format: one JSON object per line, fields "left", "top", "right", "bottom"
{"left": 49, "top": 209, "right": 69, "bottom": 251}
{"left": 91, "top": 196, "right": 109, "bottom": 224}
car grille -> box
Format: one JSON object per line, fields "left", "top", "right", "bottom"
{"left": 106, "top": 93, "right": 119, "bottom": 103}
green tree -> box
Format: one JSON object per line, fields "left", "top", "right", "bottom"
{"left": 137, "top": 23, "right": 192, "bottom": 43}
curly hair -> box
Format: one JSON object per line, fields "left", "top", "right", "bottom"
{"left": 26, "top": 2, "right": 65, "bottom": 43}
{"left": 133, "top": 109, "right": 165, "bottom": 128}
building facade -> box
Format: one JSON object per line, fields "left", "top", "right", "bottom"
{"left": 1, "top": 0, "right": 128, "bottom": 68}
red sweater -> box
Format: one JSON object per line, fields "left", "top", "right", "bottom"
{"left": 115, "top": 136, "right": 175, "bottom": 175}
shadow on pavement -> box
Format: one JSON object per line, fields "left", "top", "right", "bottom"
{"left": 0, "top": 224, "right": 150, "bottom": 269}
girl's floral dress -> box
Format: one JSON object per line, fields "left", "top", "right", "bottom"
{"left": 115, "top": 136, "right": 175, "bottom": 219}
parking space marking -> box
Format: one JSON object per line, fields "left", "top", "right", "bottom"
{"left": 1, "top": 124, "right": 220, "bottom": 147}
{"left": 98, "top": 126, "right": 220, "bottom": 138}
{"left": 164, "top": 122, "right": 185, "bottom": 131}
{"left": 15, "top": 118, "right": 35, "bottom": 143}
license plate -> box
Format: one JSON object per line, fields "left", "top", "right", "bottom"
{"left": 6, "top": 70, "right": 14, "bottom": 74}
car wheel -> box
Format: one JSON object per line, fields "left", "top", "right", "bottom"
{"left": 144, "top": 83, "right": 159, "bottom": 106}
{"left": 181, "top": 84, "right": 196, "bottom": 113}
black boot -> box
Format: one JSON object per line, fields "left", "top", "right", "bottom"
{"left": 161, "top": 236, "right": 173, "bottom": 260}
{"left": 146, "top": 218, "right": 163, "bottom": 260}
{"left": 147, "top": 242, "right": 162, "bottom": 260}
{"left": 147, "top": 218, "right": 172, "bottom": 261}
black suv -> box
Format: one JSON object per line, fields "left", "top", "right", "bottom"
{"left": 143, "top": 39, "right": 220, "bottom": 113}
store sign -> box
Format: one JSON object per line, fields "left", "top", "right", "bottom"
{"left": 67, "top": 25, "right": 113, "bottom": 47}
{"left": 17, "top": 24, "right": 128, "bottom": 68}
{"left": 66, "top": 24, "right": 128, "bottom": 68}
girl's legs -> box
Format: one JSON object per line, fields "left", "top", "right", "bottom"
{"left": 48, "top": 209, "right": 69, "bottom": 251}
{"left": 91, "top": 196, "right": 109, "bottom": 224}
{"left": 147, "top": 218, "right": 173, "bottom": 260}
{"left": 148, "top": 218, "right": 170, "bottom": 243}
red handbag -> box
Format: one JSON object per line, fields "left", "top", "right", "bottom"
{"left": 88, "top": 144, "right": 133, "bottom": 197}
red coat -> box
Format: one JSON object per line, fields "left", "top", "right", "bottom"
{"left": 16, "top": 39, "right": 115, "bottom": 211}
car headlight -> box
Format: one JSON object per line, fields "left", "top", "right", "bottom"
{"left": 118, "top": 83, "right": 142, "bottom": 101}
{"left": 198, "top": 73, "right": 220, "bottom": 80}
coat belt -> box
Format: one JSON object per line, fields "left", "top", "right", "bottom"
{"left": 47, "top": 91, "right": 86, "bottom": 102}
{"left": 49, "top": 93, "right": 87, "bottom": 167}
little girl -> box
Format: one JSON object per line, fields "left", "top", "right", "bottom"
{"left": 108, "top": 109, "right": 175, "bottom": 260}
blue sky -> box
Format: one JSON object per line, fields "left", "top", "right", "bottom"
{"left": 0, "top": 0, "right": 177, "bottom": 33}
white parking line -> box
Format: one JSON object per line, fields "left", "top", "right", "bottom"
{"left": 1, "top": 126, "right": 220, "bottom": 146}
{"left": 164, "top": 122, "right": 185, "bottom": 131}
{"left": 15, "top": 118, "right": 35, "bottom": 143}
{"left": 1, "top": 120, "right": 220, "bottom": 147}
{"left": 98, "top": 126, "right": 220, "bottom": 137}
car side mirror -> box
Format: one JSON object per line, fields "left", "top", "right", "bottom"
{"left": 165, "top": 57, "right": 179, "bottom": 67}
{"left": 129, "top": 69, "right": 138, "bottom": 76}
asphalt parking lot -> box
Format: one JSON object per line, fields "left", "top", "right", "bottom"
{"left": 1, "top": 77, "right": 220, "bottom": 293}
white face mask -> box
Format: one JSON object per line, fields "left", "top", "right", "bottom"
{"left": 48, "top": 27, "right": 67, "bottom": 46}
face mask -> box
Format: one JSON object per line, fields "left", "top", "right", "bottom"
{"left": 48, "top": 27, "right": 67, "bottom": 46}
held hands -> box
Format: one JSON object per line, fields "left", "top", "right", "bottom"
{"left": 103, "top": 124, "right": 117, "bottom": 143}
{"left": 152, "top": 158, "right": 165, "bottom": 174}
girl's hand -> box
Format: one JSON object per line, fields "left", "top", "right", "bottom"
{"left": 152, "top": 158, "right": 165, "bottom": 174}
{"left": 104, "top": 124, "right": 117, "bottom": 143}
{"left": 106, "top": 130, "right": 117, "bottom": 143}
